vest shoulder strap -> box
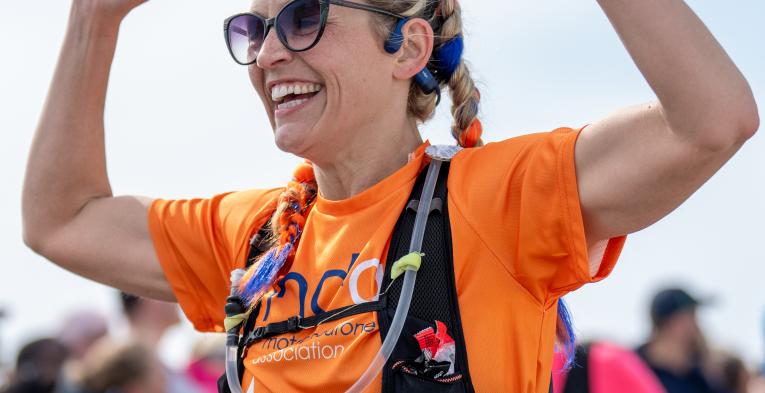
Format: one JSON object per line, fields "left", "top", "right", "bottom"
{"left": 378, "top": 161, "right": 475, "bottom": 392}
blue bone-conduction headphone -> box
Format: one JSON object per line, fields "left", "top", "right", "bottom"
{"left": 384, "top": 18, "right": 441, "bottom": 105}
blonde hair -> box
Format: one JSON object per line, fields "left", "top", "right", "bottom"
{"left": 367, "top": 0, "right": 483, "bottom": 147}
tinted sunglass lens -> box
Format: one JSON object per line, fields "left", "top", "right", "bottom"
{"left": 279, "top": 0, "right": 322, "bottom": 50}
{"left": 228, "top": 14, "right": 265, "bottom": 64}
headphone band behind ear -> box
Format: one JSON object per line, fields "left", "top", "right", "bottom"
{"left": 384, "top": 18, "right": 409, "bottom": 54}
{"left": 384, "top": 18, "right": 442, "bottom": 106}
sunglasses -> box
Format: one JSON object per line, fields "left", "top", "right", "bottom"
{"left": 224, "top": 0, "right": 403, "bottom": 66}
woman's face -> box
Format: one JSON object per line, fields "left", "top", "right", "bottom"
{"left": 248, "top": 0, "right": 400, "bottom": 160}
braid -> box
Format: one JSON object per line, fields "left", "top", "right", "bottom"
{"left": 368, "top": 0, "right": 483, "bottom": 147}
{"left": 436, "top": 0, "right": 483, "bottom": 148}
{"left": 238, "top": 162, "right": 317, "bottom": 307}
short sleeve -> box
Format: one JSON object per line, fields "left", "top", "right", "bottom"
{"left": 148, "top": 188, "right": 281, "bottom": 331}
{"left": 449, "top": 127, "right": 625, "bottom": 305}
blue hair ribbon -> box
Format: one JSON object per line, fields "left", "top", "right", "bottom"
{"left": 556, "top": 298, "right": 577, "bottom": 370}
{"left": 238, "top": 243, "right": 294, "bottom": 308}
{"left": 431, "top": 35, "right": 464, "bottom": 83}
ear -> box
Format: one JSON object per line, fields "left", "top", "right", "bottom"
{"left": 392, "top": 18, "right": 435, "bottom": 81}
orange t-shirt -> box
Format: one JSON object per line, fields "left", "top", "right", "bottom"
{"left": 149, "top": 128, "right": 625, "bottom": 393}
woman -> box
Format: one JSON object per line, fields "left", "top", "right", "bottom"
{"left": 22, "top": 0, "right": 758, "bottom": 391}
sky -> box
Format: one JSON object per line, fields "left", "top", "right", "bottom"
{"left": 1, "top": 0, "right": 763, "bottom": 370}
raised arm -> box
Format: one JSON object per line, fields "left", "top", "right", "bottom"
{"left": 577, "top": 0, "right": 759, "bottom": 273}
{"left": 22, "top": 0, "right": 173, "bottom": 300}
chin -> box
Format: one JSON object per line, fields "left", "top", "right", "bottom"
{"left": 273, "top": 124, "right": 313, "bottom": 157}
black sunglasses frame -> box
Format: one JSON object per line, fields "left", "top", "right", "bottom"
{"left": 224, "top": 0, "right": 404, "bottom": 66}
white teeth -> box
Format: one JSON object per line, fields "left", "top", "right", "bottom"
{"left": 276, "top": 97, "right": 309, "bottom": 110}
{"left": 270, "top": 82, "right": 322, "bottom": 102}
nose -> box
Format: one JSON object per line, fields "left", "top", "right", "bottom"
{"left": 256, "top": 27, "right": 292, "bottom": 69}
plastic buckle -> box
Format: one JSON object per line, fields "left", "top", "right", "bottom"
{"left": 287, "top": 316, "right": 300, "bottom": 332}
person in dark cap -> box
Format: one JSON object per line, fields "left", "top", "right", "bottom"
{"left": 636, "top": 288, "right": 728, "bottom": 393}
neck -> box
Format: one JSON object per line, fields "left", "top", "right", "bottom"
{"left": 312, "top": 117, "right": 423, "bottom": 201}
{"left": 645, "top": 334, "right": 695, "bottom": 374}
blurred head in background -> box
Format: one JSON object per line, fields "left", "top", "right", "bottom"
{"left": 120, "top": 292, "right": 179, "bottom": 347}
{"left": 118, "top": 292, "right": 203, "bottom": 393}
{"left": 57, "top": 311, "right": 108, "bottom": 361}
{"left": 71, "top": 337, "right": 166, "bottom": 393}
{"left": 2, "top": 338, "right": 67, "bottom": 393}
{"left": 638, "top": 287, "right": 722, "bottom": 393}
{"left": 649, "top": 287, "right": 706, "bottom": 354}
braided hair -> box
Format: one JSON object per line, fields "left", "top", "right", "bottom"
{"left": 368, "top": 0, "right": 483, "bottom": 148}
{"left": 238, "top": 162, "right": 317, "bottom": 307}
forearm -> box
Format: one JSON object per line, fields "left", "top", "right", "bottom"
{"left": 23, "top": 3, "right": 123, "bottom": 243}
{"left": 597, "top": 0, "right": 758, "bottom": 147}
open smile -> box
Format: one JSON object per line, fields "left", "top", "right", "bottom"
{"left": 271, "top": 81, "right": 323, "bottom": 117}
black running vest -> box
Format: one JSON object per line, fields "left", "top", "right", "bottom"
{"left": 219, "top": 162, "right": 553, "bottom": 392}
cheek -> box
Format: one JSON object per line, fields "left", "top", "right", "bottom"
{"left": 248, "top": 66, "right": 276, "bottom": 125}
{"left": 249, "top": 66, "right": 267, "bottom": 100}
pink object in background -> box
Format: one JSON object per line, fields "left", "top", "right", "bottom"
{"left": 186, "top": 359, "right": 222, "bottom": 393}
{"left": 552, "top": 342, "right": 666, "bottom": 393}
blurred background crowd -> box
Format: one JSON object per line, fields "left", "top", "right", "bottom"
{"left": 1, "top": 287, "right": 765, "bottom": 393}
{"left": 0, "top": 293, "right": 223, "bottom": 393}
{"left": 1, "top": 1, "right": 762, "bottom": 393}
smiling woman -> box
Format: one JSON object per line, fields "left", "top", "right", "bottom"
{"left": 21, "top": 0, "right": 758, "bottom": 392}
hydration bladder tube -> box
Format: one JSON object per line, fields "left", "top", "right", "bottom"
{"left": 226, "top": 269, "right": 246, "bottom": 393}
{"left": 346, "top": 159, "right": 443, "bottom": 393}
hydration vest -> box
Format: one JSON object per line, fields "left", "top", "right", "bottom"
{"left": 219, "top": 159, "right": 555, "bottom": 392}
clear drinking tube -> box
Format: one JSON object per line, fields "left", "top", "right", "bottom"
{"left": 345, "top": 160, "right": 442, "bottom": 393}
{"left": 226, "top": 269, "right": 246, "bottom": 393}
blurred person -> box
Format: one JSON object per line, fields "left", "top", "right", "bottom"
{"left": 55, "top": 310, "right": 109, "bottom": 393}
{"left": 120, "top": 292, "right": 180, "bottom": 348}
{"left": 637, "top": 288, "right": 724, "bottom": 393}
{"left": 119, "top": 292, "right": 200, "bottom": 393}
{"left": 552, "top": 341, "right": 665, "bottom": 393}
{"left": 53, "top": 311, "right": 109, "bottom": 393}
{"left": 704, "top": 350, "right": 750, "bottom": 393}
{"left": 21, "top": 0, "right": 759, "bottom": 392}
{"left": 69, "top": 337, "right": 165, "bottom": 393}
{"left": 185, "top": 336, "right": 226, "bottom": 393}
{"left": 1, "top": 338, "right": 68, "bottom": 393}
{"left": 57, "top": 310, "right": 108, "bottom": 361}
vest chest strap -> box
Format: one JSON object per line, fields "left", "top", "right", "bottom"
{"left": 240, "top": 296, "right": 388, "bottom": 349}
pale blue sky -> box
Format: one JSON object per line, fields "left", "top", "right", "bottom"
{"left": 1, "top": 0, "right": 763, "bottom": 369}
